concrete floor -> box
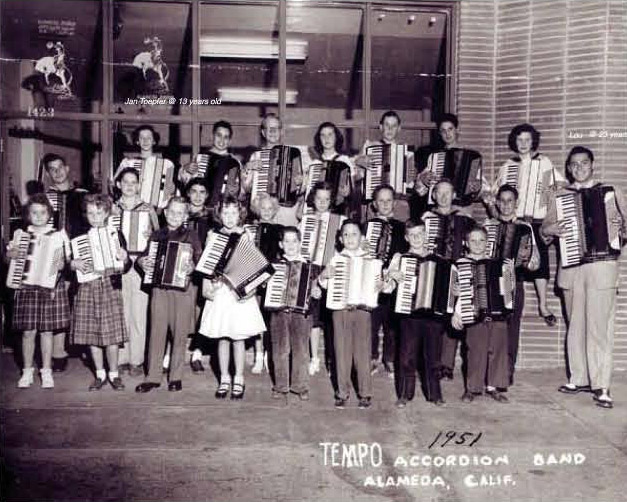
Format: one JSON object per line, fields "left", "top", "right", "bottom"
{"left": 1, "top": 353, "right": 626, "bottom": 502}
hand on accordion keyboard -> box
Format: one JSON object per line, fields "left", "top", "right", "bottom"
{"left": 354, "top": 154, "right": 370, "bottom": 169}
{"left": 246, "top": 158, "right": 262, "bottom": 172}
{"left": 72, "top": 258, "right": 91, "bottom": 274}
{"left": 137, "top": 255, "right": 154, "bottom": 271}
{"left": 387, "top": 269, "right": 404, "bottom": 284}
{"left": 417, "top": 169, "right": 436, "bottom": 186}
{"left": 6, "top": 243, "right": 20, "bottom": 260}
{"left": 183, "top": 161, "right": 199, "bottom": 175}
{"left": 320, "top": 264, "right": 336, "bottom": 281}
{"left": 542, "top": 221, "right": 566, "bottom": 238}
{"left": 451, "top": 311, "right": 464, "bottom": 331}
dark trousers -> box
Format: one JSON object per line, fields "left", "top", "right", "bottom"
{"left": 507, "top": 280, "right": 525, "bottom": 382}
{"left": 465, "top": 320, "right": 509, "bottom": 393}
{"left": 270, "top": 311, "right": 312, "bottom": 394}
{"left": 370, "top": 294, "right": 396, "bottom": 365}
{"left": 332, "top": 309, "right": 372, "bottom": 400}
{"left": 146, "top": 288, "right": 196, "bottom": 383}
{"left": 398, "top": 317, "right": 443, "bottom": 402}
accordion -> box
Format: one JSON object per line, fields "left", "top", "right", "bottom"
{"left": 108, "top": 210, "right": 152, "bottom": 253}
{"left": 484, "top": 220, "right": 533, "bottom": 268}
{"left": 45, "top": 191, "right": 63, "bottom": 231}
{"left": 251, "top": 146, "right": 303, "bottom": 207}
{"left": 423, "top": 212, "right": 475, "bottom": 261}
{"left": 123, "top": 157, "right": 176, "bottom": 209}
{"left": 71, "top": 227, "right": 125, "bottom": 283}
{"left": 143, "top": 240, "right": 193, "bottom": 290}
{"left": 196, "top": 231, "right": 274, "bottom": 298}
{"left": 195, "top": 153, "right": 240, "bottom": 206}
{"left": 6, "top": 230, "right": 66, "bottom": 289}
{"left": 300, "top": 211, "right": 345, "bottom": 266}
{"left": 365, "top": 218, "right": 393, "bottom": 262}
{"left": 326, "top": 255, "right": 382, "bottom": 310}
{"left": 555, "top": 185, "right": 622, "bottom": 268}
{"left": 305, "top": 160, "right": 352, "bottom": 208}
{"left": 455, "top": 258, "right": 515, "bottom": 325}
{"left": 502, "top": 156, "right": 556, "bottom": 220}
{"left": 365, "top": 143, "right": 415, "bottom": 200}
{"left": 243, "top": 223, "right": 283, "bottom": 261}
{"left": 264, "top": 261, "right": 320, "bottom": 314}
{"left": 394, "top": 255, "right": 457, "bottom": 316}
{"left": 425, "top": 148, "right": 483, "bottom": 205}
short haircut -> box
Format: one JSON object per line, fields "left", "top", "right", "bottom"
{"left": 507, "top": 123, "right": 540, "bottom": 153}
{"left": 25, "top": 193, "right": 54, "bottom": 220}
{"left": 566, "top": 146, "right": 594, "bottom": 167}
{"left": 379, "top": 110, "right": 401, "bottom": 126}
{"left": 433, "top": 178, "right": 455, "bottom": 193}
{"left": 281, "top": 226, "right": 301, "bottom": 241}
{"left": 212, "top": 120, "right": 233, "bottom": 137}
{"left": 165, "top": 195, "right": 190, "bottom": 212}
{"left": 314, "top": 122, "right": 344, "bottom": 155}
{"left": 306, "top": 180, "right": 334, "bottom": 207}
{"left": 42, "top": 153, "right": 67, "bottom": 171}
{"left": 466, "top": 225, "right": 488, "bottom": 240}
{"left": 213, "top": 194, "right": 244, "bottom": 225}
{"left": 83, "top": 193, "right": 112, "bottom": 214}
{"left": 115, "top": 166, "right": 140, "bottom": 183}
{"left": 496, "top": 184, "right": 519, "bottom": 200}
{"left": 404, "top": 219, "right": 426, "bottom": 233}
{"left": 339, "top": 218, "right": 363, "bottom": 235}
{"left": 185, "top": 177, "right": 208, "bottom": 195}
{"left": 250, "top": 193, "right": 279, "bottom": 218}
{"left": 436, "top": 113, "right": 459, "bottom": 130}
{"left": 132, "top": 124, "right": 160, "bottom": 146}
{"left": 261, "top": 113, "right": 282, "bottom": 131}
{"left": 372, "top": 184, "right": 395, "bottom": 201}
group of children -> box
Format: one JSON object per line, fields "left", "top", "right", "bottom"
{"left": 10, "top": 111, "right": 617, "bottom": 411}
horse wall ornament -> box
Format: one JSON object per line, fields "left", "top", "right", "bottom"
{"left": 33, "top": 41, "right": 74, "bottom": 97}
{"left": 132, "top": 36, "right": 170, "bottom": 93}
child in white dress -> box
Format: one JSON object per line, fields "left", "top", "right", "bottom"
{"left": 198, "top": 195, "right": 266, "bottom": 400}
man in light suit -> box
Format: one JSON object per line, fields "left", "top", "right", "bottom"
{"left": 541, "top": 146, "right": 626, "bottom": 409}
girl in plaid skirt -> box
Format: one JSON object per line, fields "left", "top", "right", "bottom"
{"left": 71, "top": 194, "right": 130, "bottom": 391}
{"left": 7, "top": 194, "right": 71, "bottom": 389}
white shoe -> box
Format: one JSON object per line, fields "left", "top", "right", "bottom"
{"left": 251, "top": 355, "right": 264, "bottom": 374}
{"left": 41, "top": 368, "right": 54, "bottom": 389}
{"left": 308, "top": 357, "right": 321, "bottom": 376}
{"left": 17, "top": 368, "right": 35, "bottom": 388}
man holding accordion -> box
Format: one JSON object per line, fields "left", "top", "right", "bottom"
{"left": 541, "top": 146, "right": 627, "bottom": 410}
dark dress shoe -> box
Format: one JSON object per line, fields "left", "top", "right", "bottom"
{"left": 88, "top": 378, "right": 106, "bottom": 391}
{"left": 190, "top": 360, "right": 204, "bottom": 373}
{"left": 432, "top": 398, "right": 446, "bottom": 406}
{"left": 168, "top": 380, "right": 182, "bottom": 392}
{"left": 231, "top": 383, "right": 245, "bottom": 400}
{"left": 558, "top": 384, "right": 591, "bottom": 394}
{"left": 52, "top": 357, "right": 68, "bottom": 373}
{"left": 109, "top": 377, "right": 125, "bottom": 391}
{"left": 334, "top": 397, "right": 348, "bottom": 409}
{"left": 461, "top": 392, "right": 475, "bottom": 403}
{"left": 358, "top": 397, "right": 372, "bottom": 409}
{"left": 135, "top": 382, "right": 160, "bottom": 393}
{"left": 486, "top": 390, "right": 509, "bottom": 403}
